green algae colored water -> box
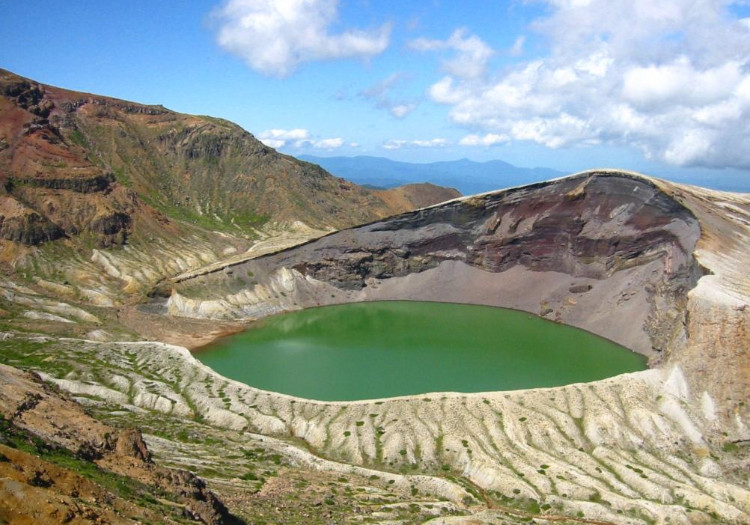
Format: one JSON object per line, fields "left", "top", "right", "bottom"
{"left": 197, "top": 301, "right": 646, "bottom": 401}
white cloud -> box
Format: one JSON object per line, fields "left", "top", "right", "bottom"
{"left": 459, "top": 133, "right": 509, "bottom": 146}
{"left": 428, "top": 77, "right": 467, "bottom": 105}
{"left": 258, "top": 128, "right": 344, "bottom": 150}
{"left": 424, "top": 0, "right": 750, "bottom": 169}
{"left": 312, "top": 138, "right": 344, "bottom": 149}
{"left": 412, "top": 138, "right": 449, "bottom": 148}
{"left": 383, "top": 140, "right": 407, "bottom": 150}
{"left": 621, "top": 58, "right": 742, "bottom": 109}
{"left": 213, "top": 0, "right": 391, "bottom": 77}
{"left": 383, "top": 138, "right": 450, "bottom": 150}
{"left": 258, "top": 128, "right": 309, "bottom": 148}
{"left": 260, "top": 128, "right": 310, "bottom": 140}
{"left": 361, "top": 73, "right": 418, "bottom": 118}
{"left": 259, "top": 138, "right": 286, "bottom": 149}
{"left": 390, "top": 103, "right": 417, "bottom": 119}
{"left": 410, "top": 28, "right": 494, "bottom": 79}
{"left": 663, "top": 129, "right": 714, "bottom": 166}
{"left": 509, "top": 36, "right": 525, "bottom": 57}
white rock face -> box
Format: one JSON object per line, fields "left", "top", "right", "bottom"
{"left": 30, "top": 335, "right": 750, "bottom": 524}
{"left": 22, "top": 310, "right": 75, "bottom": 323}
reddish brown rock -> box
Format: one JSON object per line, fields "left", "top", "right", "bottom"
{"left": 0, "top": 363, "right": 238, "bottom": 524}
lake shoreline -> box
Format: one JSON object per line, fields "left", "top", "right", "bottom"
{"left": 197, "top": 300, "right": 647, "bottom": 401}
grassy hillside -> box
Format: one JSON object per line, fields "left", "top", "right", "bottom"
{"left": 0, "top": 69, "right": 456, "bottom": 302}
{"left": 0, "top": 69, "right": 404, "bottom": 244}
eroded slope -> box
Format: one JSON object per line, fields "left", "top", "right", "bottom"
{"left": 0, "top": 68, "right": 457, "bottom": 306}
{"left": 0, "top": 363, "right": 237, "bottom": 524}
{"left": 5, "top": 332, "right": 747, "bottom": 524}
{"left": 3, "top": 171, "right": 749, "bottom": 524}
{"left": 167, "top": 172, "right": 703, "bottom": 360}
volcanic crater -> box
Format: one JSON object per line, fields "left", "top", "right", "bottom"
{"left": 119, "top": 169, "right": 750, "bottom": 523}
{"left": 165, "top": 171, "right": 704, "bottom": 362}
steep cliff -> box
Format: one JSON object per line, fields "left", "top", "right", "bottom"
{"left": 166, "top": 170, "right": 750, "bottom": 428}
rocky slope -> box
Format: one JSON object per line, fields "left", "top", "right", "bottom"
{"left": 165, "top": 172, "right": 702, "bottom": 360}
{"left": 0, "top": 68, "right": 442, "bottom": 243}
{"left": 372, "top": 182, "right": 461, "bottom": 212}
{"left": 164, "top": 170, "right": 750, "bottom": 426}
{"left": 0, "top": 69, "right": 457, "bottom": 304}
{"left": 1, "top": 69, "right": 749, "bottom": 524}
{"left": 0, "top": 363, "right": 239, "bottom": 524}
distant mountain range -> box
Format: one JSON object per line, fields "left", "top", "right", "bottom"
{"left": 300, "top": 155, "right": 565, "bottom": 196}
{"left": 301, "top": 155, "right": 750, "bottom": 195}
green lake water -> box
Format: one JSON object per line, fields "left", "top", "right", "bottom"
{"left": 196, "top": 301, "right": 646, "bottom": 401}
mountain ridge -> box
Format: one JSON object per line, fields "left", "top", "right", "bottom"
{"left": 299, "top": 154, "right": 564, "bottom": 195}
{"left": 0, "top": 69, "right": 457, "bottom": 251}
{"left": 0, "top": 68, "right": 458, "bottom": 302}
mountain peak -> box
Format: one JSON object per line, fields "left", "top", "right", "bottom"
{"left": 0, "top": 69, "right": 456, "bottom": 253}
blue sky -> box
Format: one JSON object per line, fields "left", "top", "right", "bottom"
{"left": 2, "top": 0, "right": 750, "bottom": 188}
